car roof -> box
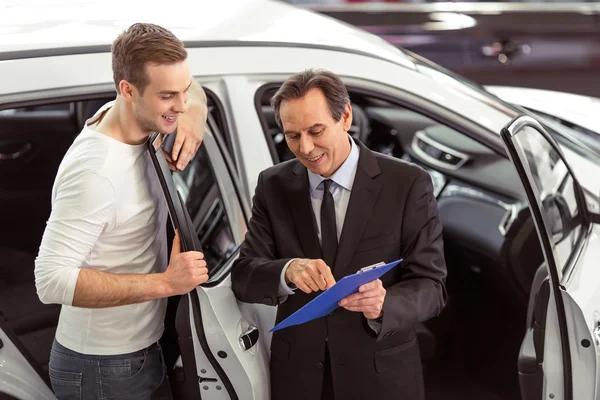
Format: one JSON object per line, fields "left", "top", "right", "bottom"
{"left": 0, "top": 0, "right": 411, "bottom": 67}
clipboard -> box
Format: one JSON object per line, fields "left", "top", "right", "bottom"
{"left": 270, "top": 258, "right": 402, "bottom": 332}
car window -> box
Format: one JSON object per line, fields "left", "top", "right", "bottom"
{"left": 171, "top": 125, "right": 247, "bottom": 277}
{"left": 510, "top": 125, "right": 584, "bottom": 274}
{"left": 205, "top": 89, "right": 235, "bottom": 162}
{"left": 256, "top": 85, "right": 454, "bottom": 196}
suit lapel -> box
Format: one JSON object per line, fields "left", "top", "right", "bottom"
{"left": 334, "top": 141, "right": 382, "bottom": 275}
{"left": 286, "top": 161, "right": 323, "bottom": 260}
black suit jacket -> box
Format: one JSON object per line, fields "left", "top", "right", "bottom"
{"left": 232, "top": 140, "right": 447, "bottom": 400}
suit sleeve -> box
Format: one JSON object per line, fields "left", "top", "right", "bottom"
{"left": 378, "top": 169, "right": 447, "bottom": 340}
{"left": 231, "top": 172, "right": 291, "bottom": 305}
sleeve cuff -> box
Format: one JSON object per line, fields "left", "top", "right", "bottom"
{"left": 278, "top": 258, "right": 298, "bottom": 297}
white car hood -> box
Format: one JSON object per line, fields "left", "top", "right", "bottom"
{"left": 486, "top": 86, "right": 600, "bottom": 135}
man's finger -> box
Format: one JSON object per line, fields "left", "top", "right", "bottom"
{"left": 295, "top": 281, "right": 312, "bottom": 294}
{"left": 316, "top": 262, "right": 336, "bottom": 289}
{"left": 343, "top": 297, "right": 380, "bottom": 308}
{"left": 185, "top": 251, "right": 205, "bottom": 260}
{"left": 302, "top": 274, "right": 320, "bottom": 292}
{"left": 171, "top": 230, "right": 181, "bottom": 255}
{"left": 161, "top": 149, "right": 177, "bottom": 171}
{"left": 341, "top": 305, "right": 365, "bottom": 313}
{"left": 306, "top": 266, "right": 327, "bottom": 291}
{"left": 340, "top": 296, "right": 380, "bottom": 307}
{"left": 340, "top": 291, "right": 369, "bottom": 306}
{"left": 316, "top": 275, "right": 327, "bottom": 291}
{"left": 359, "top": 279, "right": 382, "bottom": 293}
{"left": 161, "top": 148, "right": 174, "bottom": 162}
{"left": 171, "top": 132, "right": 186, "bottom": 161}
{"left": 293, "top": 273, "right": 317, "bottom": 293}
{"left": 343, "top": 305, "right": 382, "bottom": 316}
{"left": 178, "top": 139, "right": 195, "bottom": 170}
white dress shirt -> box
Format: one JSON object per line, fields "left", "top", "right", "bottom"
{"left": 276, "top": 138, "right": 382, "bottom": 332}
{"left": 278, "top": 137, "right": 359, "bottom": 295}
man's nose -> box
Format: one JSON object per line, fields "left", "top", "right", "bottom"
{"left": 173, "top": 94, "right": 187, "bottom": 113}
{"left": 299, "top": 134, "right": 314, "bottom": 155}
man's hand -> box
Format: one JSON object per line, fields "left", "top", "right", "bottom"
{"left": 285, "top": 258, "right": 336, "bottom": 294}
{"left": 163, "top": 230, "right": 209, "bottom": 295}
{"left": 163, "top": 80, "right": 208, "bottom": 171}
{"left": 339, "top": 279, "right": 386, "bottom": 320}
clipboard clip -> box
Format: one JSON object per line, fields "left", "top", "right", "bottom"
{"left": 359, "top": 262, "right": 385, "bottom": 272}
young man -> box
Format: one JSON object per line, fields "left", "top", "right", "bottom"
{"left": 232, "top": 69, "right": 447, "bottom": 400}
{"left": 35, "top": 23, "right": 208, "bottom": 399}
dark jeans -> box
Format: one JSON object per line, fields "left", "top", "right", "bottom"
{"left": 49, "top": 339, "right": 173, "bottom": 400}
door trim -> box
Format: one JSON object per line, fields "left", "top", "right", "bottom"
{"left": 501, "top": 114, "right": 586, "bottom": 400}
{"left": 146, "top": 133, "right": 239, "bottom": 400}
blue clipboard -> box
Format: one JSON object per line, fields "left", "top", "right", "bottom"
{"left": 270, "top": 258, "right": 402, "bottom": 332}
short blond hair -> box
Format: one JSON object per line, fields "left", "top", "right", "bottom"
{"left": 112, "top": 22, "right": 187, "bottom": 94}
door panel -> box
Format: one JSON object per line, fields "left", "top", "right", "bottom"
{"left": 501, "top": 115, "right": 600, "bottom": 400}
{"left": 0, "top": 317, "right": 56, "bottom": 399}
{"left": 147, "top": 122, "right": 272, "bottom": 399}
{"left": 518, "top": 264, "right": 548, "bottom": 400}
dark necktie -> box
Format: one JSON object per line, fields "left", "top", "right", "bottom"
{"left": 320, "top": 179, "right": 338, "bottom": 268}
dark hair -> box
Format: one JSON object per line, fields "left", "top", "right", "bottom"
{"left": 270, "top": 69, "right": 350, "bottom": 129}
{"left": 112, "top": 23, "right": 187, "bottom": 95}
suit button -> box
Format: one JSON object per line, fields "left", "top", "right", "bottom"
{"left": 264, "top": 297, "right": 273, "bottom": 305}
{"left": 317, "top": 362, "right": 324, "bottom": 369}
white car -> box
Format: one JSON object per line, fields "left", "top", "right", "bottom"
{"left": 1, "top": 1, "right": 600, "bottom": 400}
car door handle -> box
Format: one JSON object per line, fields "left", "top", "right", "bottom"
{"left": 0, "top": 142, "right": 32, "bottom": 160}
{"left": 239, "top": 326, "right": 259, "bottom": 351}
{"left": 593, "top": 323, "right": 600, "bottom": 346}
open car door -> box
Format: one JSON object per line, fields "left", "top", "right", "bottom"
{"left": 146, "top": 116, "right": 274, "bottom": 400}
{"left": 0, "top": 321, "right": 57, "bottom": 399}
{"left": 501, "top": 115, "right": 600, "bottom": 400}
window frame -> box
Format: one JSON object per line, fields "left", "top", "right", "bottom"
{"left": 501, "top": 116, "right": 592, "bottom": 286}
{"left": 185, "top": 114, "right": 250, "bottom": 287}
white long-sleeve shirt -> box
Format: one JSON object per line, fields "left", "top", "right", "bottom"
{"left": 35, "top": 112, "right": 168, "bottom": 355}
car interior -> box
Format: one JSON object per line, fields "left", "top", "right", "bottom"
{"left": 256, "top": 87, "right": 548, "bottom": 400}
{"left": 0, "top": 85, "right": 549, "bottom": 400}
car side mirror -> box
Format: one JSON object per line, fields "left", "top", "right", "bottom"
{"left": 541, "top": 193, "right": 573, "bottom": 244}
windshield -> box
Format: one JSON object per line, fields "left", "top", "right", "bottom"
{"left": 401, "top": 50, "right": 600, "bottom": 163}
{"left": 524, "top": 108, "right": 600, "bottom": 148}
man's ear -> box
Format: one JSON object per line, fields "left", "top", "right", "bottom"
{"left": 119, "top": 80, "right": 136, "bottom": 102}
{"left": 343, "top": 103, "right": 353, "bottom": 132}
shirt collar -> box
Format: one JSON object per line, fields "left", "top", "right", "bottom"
{"left": 308, "top": 136, "right": 360, "bottom": 193}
